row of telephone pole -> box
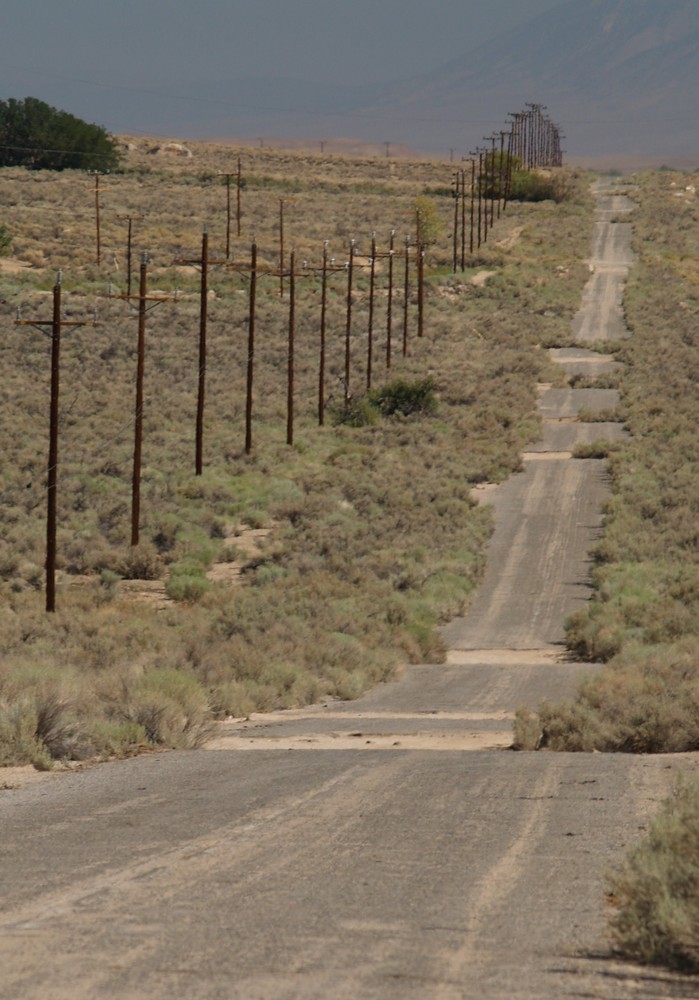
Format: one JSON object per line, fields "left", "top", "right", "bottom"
{"left": 17, "top": 221, "right": 427, "bottom": 611}
{"left": 452, "top": 103, "right": 564, "bottom": 270}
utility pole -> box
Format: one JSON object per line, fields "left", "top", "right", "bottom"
{"left": 469, "top": 157, "right": 476, "bottom": 255}
{"left": 117, "top": 214, "right": 144, "bottom": 298}
{"left": 319, "top": 241, "right": 328, "bottom": 425}
{"left": 287, "top": 250, "right": 295, "bottom": 445}
{"left": 110, "top": 254, "right": 178, "bottom": 544}
{"left": 386, "top": 230, "right": 395, "bottom": 369}
{"left": 174, "top": 228, "right": 227, "bottom": 475}
{"left": 279, "top": 198, "right": 286, "bottom": 297}
{"left": 452, "top": 170, "right": 460, "bottom": 274}
{"left": 402, "top": 237, "right": 410, "bottom": 357}
{"left": 416, "top": 210, "right": 425, "bottom": 339}
{"left": 236, "top": 157, "right": 243, "bottom": 237}
{"left": 345, "top": 239, "right": 355, "bottom": 406}
{"left": 218, "top": 171, "right": 235, "bottom": 258}
{"left": 246, "top": 241, "right": 257, "bottom": 453}
{"left": 367, "top": 233, "right": 376, "bottom": 389}
{"left": 89, "top": 171, "right": 108, "bottom": 266}
{"left": 16, "top": 272, "right": 98, "bottom": 611}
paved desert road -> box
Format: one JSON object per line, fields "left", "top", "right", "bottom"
{"left": 2, "top": 186, "right": 698, "bottom": 1000}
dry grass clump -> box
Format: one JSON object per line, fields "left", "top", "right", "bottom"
{"left": 0, "top": 144, "right": 593, "bottom": 765}
{"left": 515, "top": 638, "right": 699, "bottom": 752}
{"left": 608, "top": 776, "right": 699, "bottom": 972}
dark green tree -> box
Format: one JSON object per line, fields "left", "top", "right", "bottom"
{"left": 0, "top": 97, "right": 121, "bottom": 171}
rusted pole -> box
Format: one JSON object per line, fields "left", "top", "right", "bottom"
{"left": 469, "top": 158, "right": 476, "bottom": 254}
{"left": 45, "top": 274, "right": 62, "bottom": 613}
{"left": 498, "top": 132, "right": 506, "bottom": 219}
{"left": 477, "top": 150, "right": 484, "bottom": 248}
{"left": 416, "top": 211, "right": 424, "bottom": 339}
{"left": 126, "top": 217, "right": 133, "bottom": 297}
{"left": 131, "top": 253, "right": 148, "bottom": 547}
{"left": 17, "top": 273, "right": 98, "bottom": 610}
{"left": 386, "top": 230, "right": 394, "bottom": 370}
{"left": 286, "top": 250, "right": 295, "bottom": 446}
{"left": 344, "top": 239, "right": 355, "bottom": 406}
{"left": 461, "top": 167, "right": 467, "bottom": 270}
{"left": 418, "top": 242, "right": 425, "bottom": 338}
{"left": 93, "top": 172, "right": 102, "bottom": 266}
{"left": 117, "top": 214, "right": 144, "bottom": 298}
{"left": 452, "top": 172, "right": 459, "bottom": 274}
{"left": 223, "top": 173, "right": 232, "bottom": 259}
{"left": 504, "top": 127, "right": 514, "bottom": 207}
{"left": 482, "top": 145, "right": 489, "bottom": 243}
{"left": 367, "top": 233, "right": 376, "bottom": 389}
{"left": 489, "top": 136, "right": 497, "bottom": 229}
{"left": 245, "top": 240, "right": 257, "bottom": 454}
{"left": 318, "top": 241, "right": 328, "bottom": 426}
{"left": 195, "top": 227, "right": 208, "bottom": 476}
{"left": 279, "top": 198, "right": 285, "bottom": 297}
{"left": 402, "top": 237, "right": 410, "bottom": 357}
{"left": 236, "top": 157, "right": 242, "bottom": 237}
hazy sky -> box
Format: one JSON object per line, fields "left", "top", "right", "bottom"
{"left": 1, "top": 0, "right": 570, "bottom": 134}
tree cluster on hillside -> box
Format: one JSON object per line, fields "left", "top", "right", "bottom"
{"left": 0, "top": 96, "right": 121, "bottom": 171}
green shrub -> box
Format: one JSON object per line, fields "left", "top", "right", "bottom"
{"left": 165, "top": 568, "right": 211, "bottom": 603}
{"left": 370, "top": 376, "right": 437, "bottom": 417}
{"left": 609, "top": 777, "right": 699, "bottom": 972}
{"left": 509, "top": 170, "right": 572, "bottom": 203}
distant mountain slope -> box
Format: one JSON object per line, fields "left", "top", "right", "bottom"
{"left": 134, "top": 0, "right": 699, "bottom": 161}
{"left": 363, "top": 0, "right": 699, "bottom": 157}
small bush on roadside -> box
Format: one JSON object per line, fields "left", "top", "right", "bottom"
{"left": 509, "top": 170, "right": 572, "bottom": 203}
{"left": 515, "top": 639, "right": 699, "bottom": 753}
{"left": 608, "top": 777, "right": 699, "bottom": 972}
{"left": 117, "top": 669, "right": 214, "bottom": 748}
